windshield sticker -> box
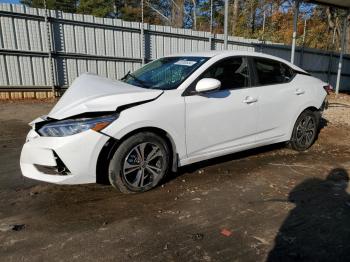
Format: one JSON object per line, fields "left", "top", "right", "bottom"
{"left": 174, "top": 60, "right": 197, "bottom": 66}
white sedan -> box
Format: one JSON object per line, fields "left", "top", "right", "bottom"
{"left": 20, "top": 51, "right": 328, "bottom": 193}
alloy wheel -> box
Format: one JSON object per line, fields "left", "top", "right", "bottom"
{"left": 122, "top": 142, "right": 164, "bottom": 189}
{"left": 295, "top": 115, "right": 316, "bottom": 148}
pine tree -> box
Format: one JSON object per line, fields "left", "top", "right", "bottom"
{"left": 77, "top": 0, "right": 114, "bottom": 17}
{"left": 20, "top": 0, "right": 78, "bottom": 13}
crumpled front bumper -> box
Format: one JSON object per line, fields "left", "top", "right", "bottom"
{"left": 20, "top": 129, "right": 109, "bottom": 184}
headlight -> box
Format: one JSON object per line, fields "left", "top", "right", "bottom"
{"left": 38, "top": 114, "right": 118, "bottom": 137}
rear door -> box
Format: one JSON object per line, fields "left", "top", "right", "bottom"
{"left": 250, "top": 57, "right": 299, "bottom": 142}
{"left": 184, "top": 56, "right": 258, "bottom": 159}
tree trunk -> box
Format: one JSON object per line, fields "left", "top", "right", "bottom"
{"left": 251, "top": 3, "right": 255, "bottom": 34}
{"left": 192, "top": 0, "right": 197, "bottom": 30}
{"left": 171, "top": 0, "right": 184, "bottom": 28}
{"left": 250, "top": 0, "right": 255, "bottom": 34}
{"left": 231, "top": 0, "right": 239, "bottom": 35}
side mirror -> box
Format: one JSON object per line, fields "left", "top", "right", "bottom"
{"left": 195, "top": 78, "right": 221, "bottom": 93}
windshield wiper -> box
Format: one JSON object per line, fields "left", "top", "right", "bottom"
{"left": 121, "top": 71, "right": 150, "bottom": 88}
{"left": 121, "top": 70, "right": 131, "bottom": 80}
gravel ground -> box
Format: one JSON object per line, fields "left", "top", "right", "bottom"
{"left": 324, "top": 93, "right": 350, "bottom": 126}
{"left": 0, "top": 94, "right": 350, "bottom": 262}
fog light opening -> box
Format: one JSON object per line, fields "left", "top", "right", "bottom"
{"left": 34, "top": 151, "right": 71, "bottom": 176}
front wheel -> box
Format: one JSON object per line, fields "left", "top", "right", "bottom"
{"left": 290, "top": 110, "right": 320, "bottom": 151}
{"left": 108, "top": 132, "right": 170, "bottom": 193}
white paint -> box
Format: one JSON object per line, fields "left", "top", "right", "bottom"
{"left": 195, "top": 78, "right": 221, "bottom": 92}
{"left": 20, "top": 51, "right": 327, "bottom": 185}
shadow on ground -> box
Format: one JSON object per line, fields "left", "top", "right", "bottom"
{"left": 268, "top": 168, "right": 350, "bottom": 261}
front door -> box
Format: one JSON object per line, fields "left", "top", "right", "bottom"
{"left": 184, "top": 56, "right": 258, "bottom": 159}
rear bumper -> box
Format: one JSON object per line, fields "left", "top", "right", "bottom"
{"left": 20, "top": 129, "right": 109, "bottom": 184}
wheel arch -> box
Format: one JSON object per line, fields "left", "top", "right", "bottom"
{"left": 96, "top": 127, "right": 178, "bottom": 184}
{"left": 287, "top": 105, "right": 321, "bottom": 141}
{"left": 304, "top": 106, "right": 319, "bottom": 112}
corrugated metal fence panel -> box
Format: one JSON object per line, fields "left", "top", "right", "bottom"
{"left": 260, "top": 45, "right": 291, "bottom": 62}
{"left": 0, "top": 3, "right": 349, "bottom": 91}
{"left": 0, "top": 55, "right": 7, "bottom": 85}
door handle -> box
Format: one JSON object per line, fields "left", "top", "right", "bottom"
{"left": 295, "top": 89, "right": 305, "bottom": 95}
{"left": 243, "top": 96, "right": 258, "bottom": 104}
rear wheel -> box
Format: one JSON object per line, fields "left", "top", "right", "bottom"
{"left": 108, "top": 132, "right": 170, "bottom": 193}
{"left": 290, "top": 110, "right": 319, "bottom": 151}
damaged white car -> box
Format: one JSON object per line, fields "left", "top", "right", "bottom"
{"left": 20, "top": 51, "right": 328, "bottom": 193}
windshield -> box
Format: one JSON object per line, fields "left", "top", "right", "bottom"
{"left": 121, "top": 56, "right": 208, "bottom": 90}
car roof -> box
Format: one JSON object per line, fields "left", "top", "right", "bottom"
{"left": 167, "top": 50, "right": 307, "bottom": 73}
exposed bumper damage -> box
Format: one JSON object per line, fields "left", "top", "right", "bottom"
{"left": 320, "top": 97, "right": 329, "bottom": 111}
{"left": 19, "top": 73, "right": 166, "bottom": 185}
{"left": 20, "top": 129, "right": 109, "bottom": 184}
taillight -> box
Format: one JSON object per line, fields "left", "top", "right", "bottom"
{"left": 323, "top": 84, "right": 333, "bottom": 94}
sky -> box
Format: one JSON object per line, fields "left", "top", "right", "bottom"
{"left": 0, "top": 0, "right": 20, "bottom": 4}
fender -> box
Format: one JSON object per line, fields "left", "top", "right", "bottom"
{"left": 103, "top": 119, "right": 186, "bottom": 162}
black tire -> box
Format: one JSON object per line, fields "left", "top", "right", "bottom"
{"left": 108, "top": 132, "right": 170, "bottom": 193}
{"left": 290, "top": 110, "right": 320, "bottom": 151}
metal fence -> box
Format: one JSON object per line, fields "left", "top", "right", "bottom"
{"left": 0, "top": 3, "right": 349, "bottom": 92}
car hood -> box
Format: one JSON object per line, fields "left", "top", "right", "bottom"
{"left": 47, "top": 73, "right": 163, "bottom": 120}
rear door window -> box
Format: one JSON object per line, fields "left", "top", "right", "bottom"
{"left": 254, "top": 58, "right": 294, "bottom": 86}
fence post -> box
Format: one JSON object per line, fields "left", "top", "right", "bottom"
{"left": 291, "top": 0, "right": 299, "bottom": 64}
{"left": 327, "top": 51, "right": 333, "bottom": 84}
{"left": 335, "top": 10, "right": 349, "bottom": 96}
{"left": 141, "top": 0, "right": 145, "bottom": 65}
{"left": 224, "top": 0, "right": 228, "bottom": 50}
{"left": 44, "top": 0, "right": 56, "bottom": 96}
{"left": 299, "top": 47, "right": 304, "bottom": 68}
{"left": 209, "top": 0, "right": 213, "bottom": 50}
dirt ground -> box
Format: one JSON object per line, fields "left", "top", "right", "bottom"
{"left": 0, "top": 94, "right": 350, "bottom": 262}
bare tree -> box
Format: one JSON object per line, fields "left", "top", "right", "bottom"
{"left": 326, "top": 7, "right": 340, "bottom": 48}
{"left": 192, "top": 0, "right": 197, "bottom": 30}
{"left": 171, "top": 0, "right": 184, "bottom": 28}
{"left": 231, "top": 0, "right": 239, "bottom": 35}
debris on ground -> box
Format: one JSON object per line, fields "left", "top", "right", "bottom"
{"left": 191, "top": 233, "right": 204, "bottom": 241}
{"left": 0, "top": 224, "right": 26, "bottom": 232}
{"left": 252, "top": 236, "right": 269, "bottom": 245}
{"left": 220, "top": 229, "right": 233, "bottom": 237}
